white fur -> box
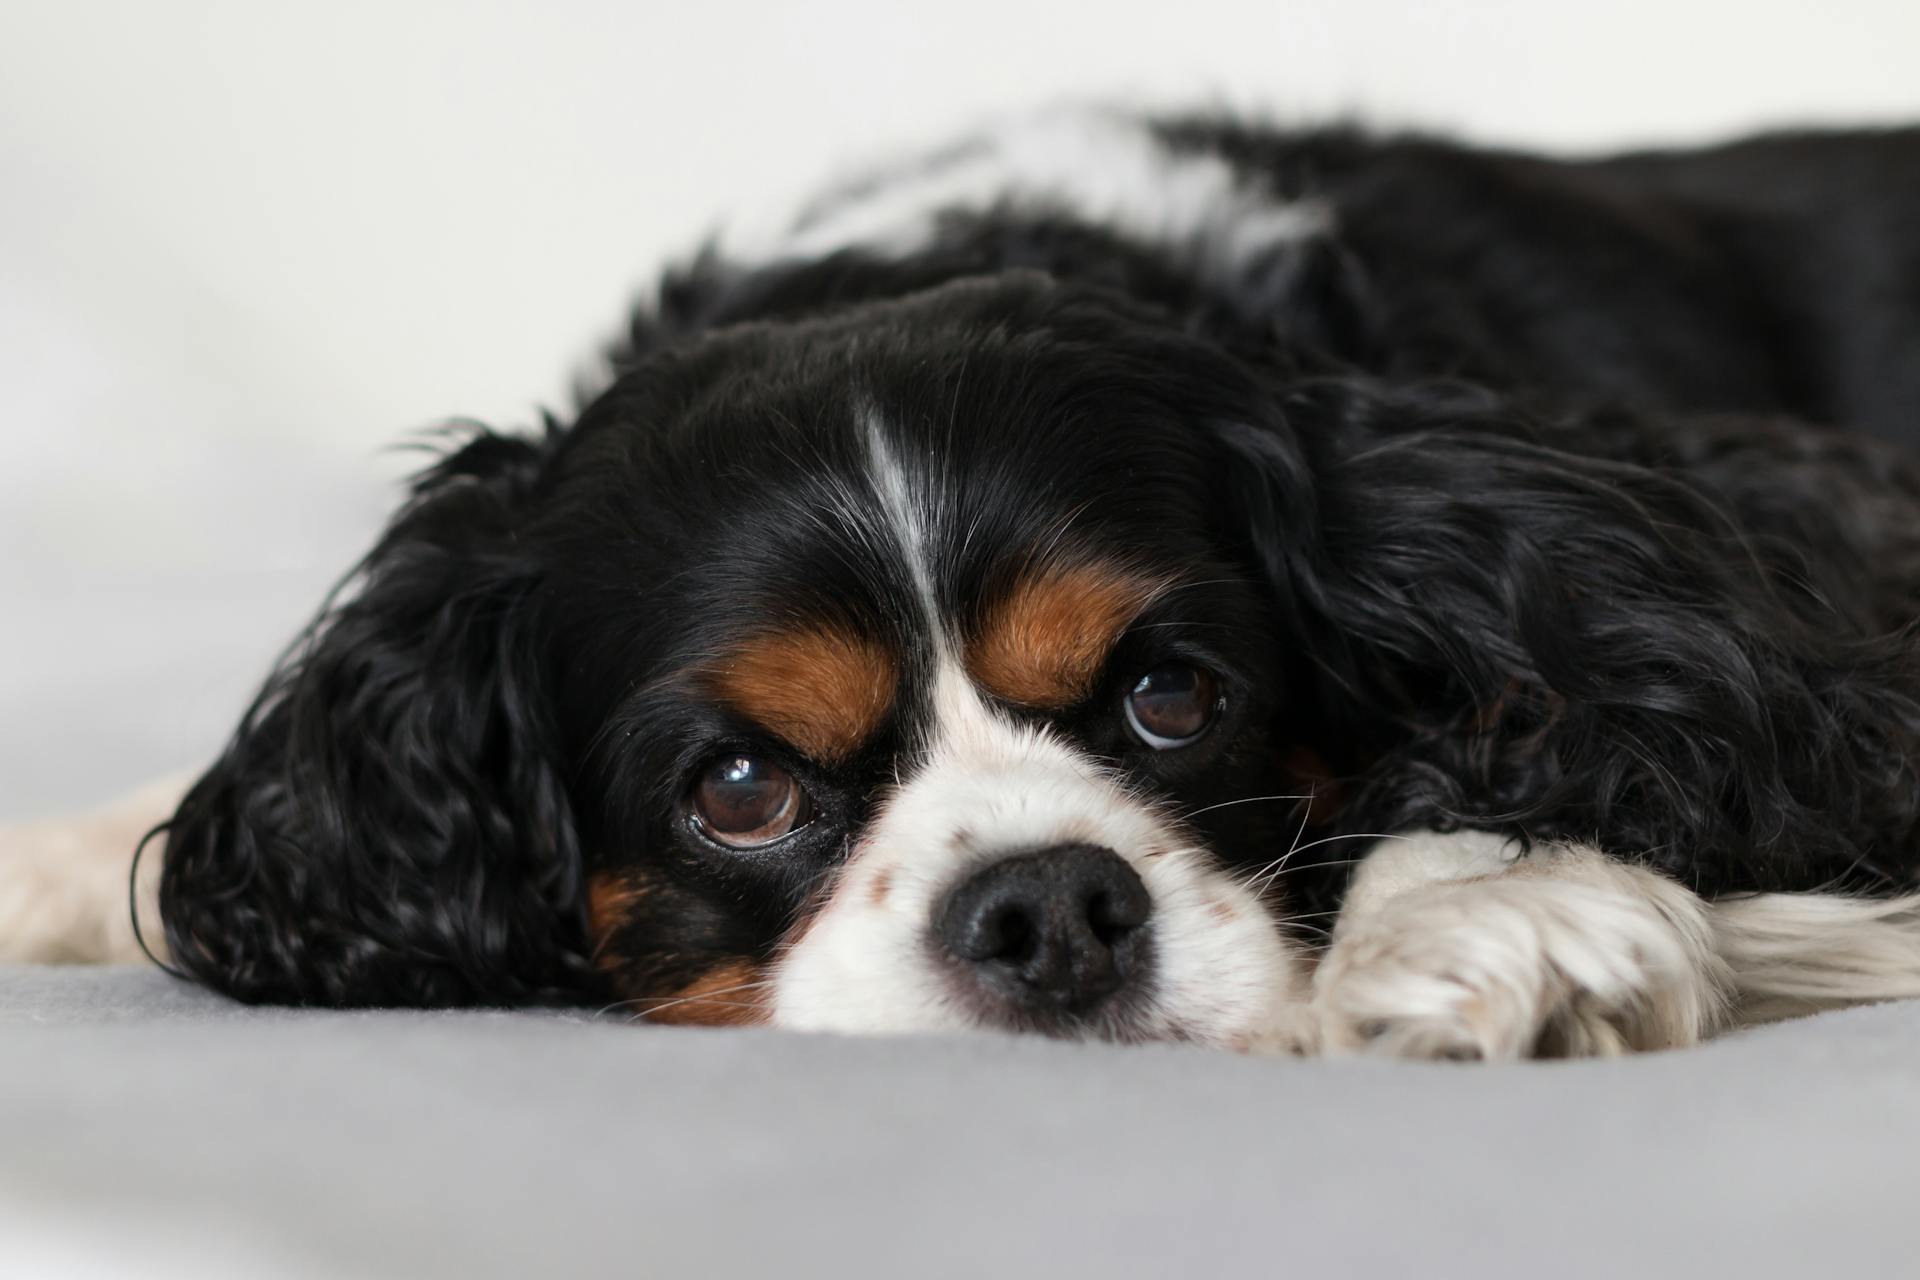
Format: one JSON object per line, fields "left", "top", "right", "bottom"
{"left": 1716, "top": 891, "right": 1920, "bottom": 1023}
{"left": 861, "top": 404, "right": 946, "bottom": 637}
{"left": 723, "top": 108, "right": 1332, "bottom": 284}
{"left": 1314, "top": 836, "right": 1729, "bottom": 1058}
{"left": 1331, "top": 828, "right": 1519, "bottom": 920}
{"left": 1312, "top": 831, "right": 1920, "bottom": 1059}
{"left": 770, "top": 661, "right": 1307, "bottom": 1046}
{"left": 0, "top": 777, "right": 180, "bottom": 965}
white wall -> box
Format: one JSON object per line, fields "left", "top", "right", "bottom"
{"left": 4, "top": 0, "right": 1918, "bottom": 812}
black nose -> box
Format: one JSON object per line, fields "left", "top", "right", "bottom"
{"left": 935, "top": 844, "right": 1152, "bottom": 1022}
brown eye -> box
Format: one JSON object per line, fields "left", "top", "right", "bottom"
{"left": 1124, "top": 663, "right": 1221, "bottom": 749}
{"left": 688, "top": 755, "right": 812, "bottom": 848}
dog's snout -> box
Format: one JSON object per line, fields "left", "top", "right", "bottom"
{"left": 935, "top": 843, "right": 1151, "bottom": 1020}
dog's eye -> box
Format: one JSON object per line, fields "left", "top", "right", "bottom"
{"left": 688, "top": 755, "right": 813, "bottom": 848}
{"left": 1124, "top": 663, "right": 1221, "bottom": 749}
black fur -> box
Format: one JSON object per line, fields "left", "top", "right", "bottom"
{"left": 161, "top": 118, "right": 1920, "bottom": 1007}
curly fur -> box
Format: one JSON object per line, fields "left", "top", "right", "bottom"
{"left": 143, "top": 111, "right": 1920, "bottom": 1025}
{"left": 1226, "top": 383, "right": 1920, "bottom": 906}
{"left": 160, "top": 428, "right": 594, "bottom": 1004}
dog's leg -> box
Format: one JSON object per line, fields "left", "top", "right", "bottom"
{"left": 0, "top": 777, "right": 183, "bottom": 964}
{"left": 1312, "top": 832, "right": 1732, "bottom": 1059}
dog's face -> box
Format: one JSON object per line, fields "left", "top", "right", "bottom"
{"left": 529, "top": 275, "right": 1317, "bottom": 1044}
{"left": 161, "top": 270, "right": 1376, "bottom": 1039}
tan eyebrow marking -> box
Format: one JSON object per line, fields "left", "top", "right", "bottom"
{"left": 966, "top": 560, "right": 1165, "bottom": 709}
{"left": 701, "top": 624, "right": 897, "bottom": 764}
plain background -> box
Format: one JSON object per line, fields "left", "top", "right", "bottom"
{"left": 5, "top": 0, "right": 1920, "bottom": 818}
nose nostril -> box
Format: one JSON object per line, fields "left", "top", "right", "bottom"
{"left": 1085, "top": 890, "right": 1139, "bottom": 946}
{"left": 980, "top": 904, "right": 1038, "bottom": 965}
{"left": 935, "top": 843, "right": 1153, "bottom": 1023}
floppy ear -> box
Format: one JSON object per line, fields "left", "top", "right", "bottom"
{"left": 159, "top": 426, "right": 594, "bottom": 1005}
{"left": 1216, "top": 379, "right": 1920, "bottom": 895}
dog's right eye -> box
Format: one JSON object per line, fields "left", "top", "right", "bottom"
{"left": 687, "top": 755, "right": 813, "bottom": 848}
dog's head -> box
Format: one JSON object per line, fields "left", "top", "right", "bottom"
{"left": 558, "top": 277, "right": 1332, "bottom": 1045}
{"left": 159, "top": 272, "right": 1345, "bottom": 1045}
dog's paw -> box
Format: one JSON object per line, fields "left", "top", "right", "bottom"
{"left": 1312, "top": 852, "right": 1729, "bottom": 1060}
{"left": 0, "top": 777, "right": 182, "bottom": 964}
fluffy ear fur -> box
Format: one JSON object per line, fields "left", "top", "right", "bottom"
{"left": 1217, "top": 379, "right": 1920, "bottom": 898}
{"left": 159, "top": 426, "right": 594, "bottom": 1005}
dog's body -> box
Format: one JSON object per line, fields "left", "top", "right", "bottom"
{"left": 14, "top": 111, "right": 1920, "bottom": 1056}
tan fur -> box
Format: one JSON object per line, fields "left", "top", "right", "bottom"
{"left": 966, "top": 561, "right": 1161, "bottom": 709}
{"left": 703, "top": 625, "right": 896, "bottom": 764}
{"left": 586, "top": 870, "right": 649, "bottom": 974}
{"left": 640, "top": 959, "right": 770, "bottom": 1027}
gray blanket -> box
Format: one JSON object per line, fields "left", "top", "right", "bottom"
{"left": 3, "top": 963, "right": 1915, "bottom": 1279}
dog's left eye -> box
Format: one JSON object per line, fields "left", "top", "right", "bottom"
{"left": 688, "top": 755, "right": 814, "bottom": 848}
{"left": 1124, "top": 663, "right": 1222, "bottom": 749}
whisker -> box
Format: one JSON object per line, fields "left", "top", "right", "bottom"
{"left": 1153, "top": 577, "right": 1253, "bottom": 597}
{"left": 595, "top": 982, "right": 775, "bottom": 1020}
{"left": 622, "top": 990, "right": 771, "bottom": 1013}
{"left": 622, "top": 1000, "right": 769, "bottom": 1024}
{"left": 600, "top": 979, "right": 779, "bottom": 1022}
{"left": 1182, "top": 793, "right": 1314, "bottom": 820}
{"left": 1262, "top": 855, "right": 1371, "bottom": 878}
{"left": 1229, "top": 800, "right": 1316, "bottom": 893}
{"left": 1269, "top": 922, "right": 1337, "bottom": 943}
{"left": 1285, "top": 831, "right": 1414, "bottom": 861}
{"left": 1286, "top": 787, "right": 1315, "bottom": 868}
{"left": 1246, "top": 831, "right": 1413, "bottom": 895}
{"left": 1123, "top": 621, "right": 1260, "bottom": 635}
{"left": 621, "top": 997, "right": 769, "bottom": 1015}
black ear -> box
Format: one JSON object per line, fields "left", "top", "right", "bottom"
{"left": 159, "top": 425, "right": 593, "bottom": 1005}
{"left": 1216, "top": 379, "right": 1920, "bottom": 896}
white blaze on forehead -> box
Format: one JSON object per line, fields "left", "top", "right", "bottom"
{"left": 861, "top": 406, "right": 945, "bottom": 642}
{"left": 723, "top": 108, "right": 1333, "bottom": 282}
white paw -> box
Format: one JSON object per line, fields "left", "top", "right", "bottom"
{"left": 0, "top": 777, "right": 183, "bottom": 964}
{"left": 1312, "top": 851, "right": 1729, "bottom": 1060}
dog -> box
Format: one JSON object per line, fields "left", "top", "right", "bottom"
{"left": 13, "top": 109, "right": 1920, "bottom": 1058}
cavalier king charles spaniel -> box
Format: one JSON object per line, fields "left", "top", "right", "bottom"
{"left": 14, "top": 110, "right": 1920, "bottom": 1058}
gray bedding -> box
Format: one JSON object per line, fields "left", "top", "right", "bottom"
{"left": 4, "top": 963, "right": 1916, "bottom": 1279}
